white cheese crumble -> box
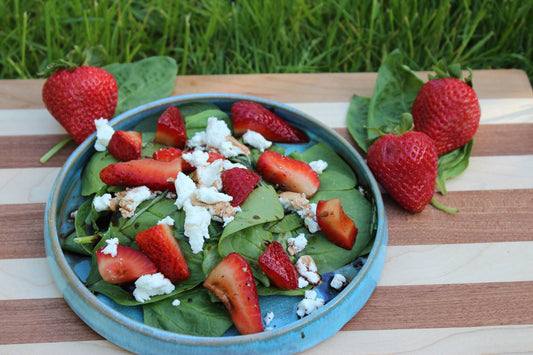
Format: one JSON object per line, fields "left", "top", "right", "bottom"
{"left": 330, "top": 273, "right": 347, "bottom": 290}
{"left": 298, "top": 276, "right": 309, "bottom": 289}
{"left": 175, "top": 172, "right": 197, "bottom": 209}
{"left": 263, "top": 311, "right": 274, "bottom": 326}
{"left": 157, "top": 216, "right": 175, "bottom": 226}
{"left": 132, "top": 273, "right": 175, "bottom": 303}
{"left": 183, "top": 200, "right": 211, "bottom": 254}
{"left": 309, "top": 160, "right": 328, "bottom": 174}
{"left": 243, "top": 130, "right": 272, "bottom": 152}
{"left": 195, "top": 186, "right": 233, "bottom": 204}
{"left": 195, "top": 159, "right": 224, "bottom": 189}
{"left": 183, "top": 150, "right": 210, "bottom": 167}
{"left": 296, "top": 290, "right": 325, "bottom": 318}
{"left": 93, "top": 193, "right": 114, "bottom": 212}
{"left": 94, "top": 118, "right": 115, "bottom": 151}
{"left": 295, "top": 255, "right": 321, "bottom": 285}
{"left": 187, "top": 131, "right": 207, "bottom": 150}
{"left": 116, "top": 186, "right": 156, "bottom": 218}
{"left": 287, "top": 233, "right": 308, "bottom": 255}
{"left": 279, "top": 192, "right": 320, "bottom": 233}
{"left": 222, "top": 159, "right": 247, "bottom": 170}
{"left": 172, "top": 299, "right": 181, "bottom": 307}
{"left": 101, "top": 237, "right": 119, "bottom": 257}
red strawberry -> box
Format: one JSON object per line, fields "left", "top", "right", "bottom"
{"left": 154, "top": 105, "right": 187, "bottom": 148}
{"left": 366, "top": 131, "right": 438, "bottom": 213}
{"left": 256, "top": 150, "right": 320, "bottom": 198}
{"left": 258, "top": 241, "right": 299, "bottom": 290}
{"left": 96, "top": 244, "right": 157, "bottom": 284}
{"left": 152, "top": 147, "right": 184, "bottom": 162}
{"left": 42, "top": 66, "right": 118, "bottom": 144}
{"left": 316, "top": 199, "right": 358, "bottom": 250}
{"left": 231, "top": 101, "right": 309, "bottom": 143}
{"left": 221, "top": 167, "right": 261, "bottom": 206}
{"left": 203, "top": 252, "right": 264, "bottom": 335}
{"left": 135, "top": 224, "right": 190, "bottom": 283}
{"left": 412, "top": 78, "right": 481, "bottom": 156}
{"left": 107, "top": 130, "right": 142, "bottom": 161}
{"left": 100, "top": 158, "right": 182, "bottom": 191}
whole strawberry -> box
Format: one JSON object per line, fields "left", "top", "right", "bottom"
{"left": 366, "top": 131, "right": 438, "bottom": 213}
{"left": 42, "top": 65, "right": 118, "bottom": 144}
{"left": 412, "top": 77, "right": 480, "bottom": 156}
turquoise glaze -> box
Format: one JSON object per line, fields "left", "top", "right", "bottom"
{"left": 44, "top": 94, "right": 388, "bottom": 354}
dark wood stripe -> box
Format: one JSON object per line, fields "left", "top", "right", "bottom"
{"left": 386, "top": 189, "right": 533, "bottom": 246}
{"left": 2, "top": 188, "right": 532, "bottom": 259}
{"left": 0, "top": 298, "right": 101, "bottom": 345}
{"left": 344, "top": 282, "right": 533, "bottom": 330}
{"left": 1, "top": 282, "right": 531, "bottom": 344}
{"left": 0, "top": 204, "right": 46, "bottom": 259}
{"left": 0, "top": 134, "right": 76, "bottom": 168}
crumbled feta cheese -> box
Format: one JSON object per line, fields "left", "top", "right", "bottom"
{"left": 132, "top": 273, "right": 175, "bottom": 303}
{"left": 157, "top": 216, "right": 175, "bottom": 226}
{"left": 94, "top": 118, "right": 115, "bottom": 151}
{"left": 195, "top": 186, "right": 233, "bottom": 204}
{"left": 295, "top": 255, "right": 321, "bottom": 285}
{"left": 115, "top": 186, "right": 156, "bottom": 218}
{"left": 195, "top": 159, "right": 224, "bottom": 189}
{"left": 175, "top": 172, "right": 197, "bottom": 209}
{"left": 263, "top": 311, "right": 274, "bottom": 326}
{"left": 287, "top": 233, "right": 308, "bottom": 255}
{"left": 205, "top": 117, "right": 232, "bottom": 148}
{"left": 188, "top": 131, "right": 207, "bottom": 150}
{"left": 330, "top": 273, "right": 347, "bottom": 290}
{"left": 309, "top": 160, "right": 328, "bottom": 174}
{"left": 296, "top": 290, "right": 325, "bottom": 318}
{"left": 222, "top": 159, "right": 247, "bottom": 170}
{"left": 298, "top": 277, "right": 309, "bottom": 288}
{"left": 279, "top": 192, "right": 320, "bottom": 233}
{"left": 183, "top": 150, "right": 210, "bottom": 167}
{"left": 243, "top": 130, "right": 272, "bottom": 152}
{"left": 101, "top": 237, "right": 119, "bottom": 257}
{"left": 172, "top": 299, "right": 181, "bottom": 307}
{"left": 93, "top": 193, "right": 114, "bottom": 212}
{"left": 183, "top": 200, "right": 211, "bottom": 254}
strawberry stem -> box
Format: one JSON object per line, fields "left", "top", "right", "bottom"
{"left": 39, "top": 136, "right": 72, "bottom": 164}
{"left": 430, "top": 197, "right": 458, "bottom": 214}
{"left": 73, "top": 235, "right": 100, "bottom": 244}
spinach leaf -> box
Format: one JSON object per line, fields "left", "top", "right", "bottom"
{"left": 103, "top": 56, "right": 178, "bottom": 116}
{"left": 81, "top": 151, "right": 118, "bottom": 196}
{"left": 143, "top": 288, "right": 233, "bottom": 337}
{"left": 436, "top": 139, "right": 475, "bottom": 195}
{"left": 346, "top": 95, "right": 371, "bottom": 152}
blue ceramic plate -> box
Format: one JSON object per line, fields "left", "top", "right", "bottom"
{"left": 44, "top": 94, "right": 388, "bottom": 354}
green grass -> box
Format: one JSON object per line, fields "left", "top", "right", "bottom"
{"left": 1, "top": 0, "right": 532, "bottom": 83}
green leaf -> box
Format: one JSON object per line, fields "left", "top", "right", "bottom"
{"left": 436, "top": 139, "right": 475, "bottom": 195}
{"left": 81, "top": 151, "right": 118, "bottom": 196}
{"left": 143, "top": 287, "right": 233, "bottom": 337}
{"left": 103, "top": 56, "right": 177, "bottom": 116}
{"left": 346, "top": 94, "right": 371, "bottom": 152}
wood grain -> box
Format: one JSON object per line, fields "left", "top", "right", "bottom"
{"left": 0, "top": 70, "right": 531, "bottom": 110}
{"left": 0, "top": 204, "right": 46, "bottom": 259}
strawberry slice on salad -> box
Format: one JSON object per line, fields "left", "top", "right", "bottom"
{"left": 135, "top": 224, "right": 190, "bottom": 283}
{"left": 203, "top": 252, "right": 264, "bottom": 335}
{"left": 153, "top": 148, "right": 225, "bottom": 174}
{"left": 221, "top": 167, "right": 261, "bottom": 206}
{"left": 258, "top": 241, "right": 299, "bottom": 290}
{"left": 256, "top": 150, "right": 320, "bottom": 198}
{"left": 231, "top": 101, "right": 309, "bottom": 143}
{"left": 96, "top": 244, "right": 157, "bottom": 284}
{"left": 107, "top": 130, "right": 142, "bottom": 161}
{"left": 100, "top": 158, "right": 182, "bottom": 191}
{"left": 316, "top": 198, "right": 358, "bottom": 250}
{"left": 154, "top": 105, "right": 187, "bottom": 148}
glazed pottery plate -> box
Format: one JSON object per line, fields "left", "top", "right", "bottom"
{"left": 44, "top": 94, "right": 388, "bottom": 354}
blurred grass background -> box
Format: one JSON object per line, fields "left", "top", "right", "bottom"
{"left": 1, "top": 0, "right": 532, "bottom": 83}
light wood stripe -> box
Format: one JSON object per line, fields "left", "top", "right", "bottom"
{"left": 3, "top": 241, "right": 533, "bottom": 300}
{"left": 1, "top": 98, "right": 532, "bottom": 136}
{"left": 1, "top": 282, "right": 532, "bottom": 345}
{"left": 0, "top": 340, "right": 130, "bottom": 354}
{"left": 0, "top": 167, "right": 59, "bottom": 205}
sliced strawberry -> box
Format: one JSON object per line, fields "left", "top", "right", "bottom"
{"left": 135, "top": 224, "right": 190, "bottom": 283}
{"left": 316, "top": 198, "right": 358, "bottom": 250}
{"left": 231, "top": 101, "right": 309, "bottom": 143}
{"left": 154, "top": 105, "right": 187, "bottom": 148}
{"left": 100, "top": 158, "right": 182, "bottom": 191}
{"left": 221, "top": 167, "right": 261, "bottom": 206}
{"left": 96, "top": 244, "right": 157, "bottom": 284}
{"left": 258, "top": 241, "right": 299, "bottom": 290}
{"left": 203, "top": 252, "right": 264, "bottom": 335}
{"left": 256, "top": 150, "right": 320, "bottom": 198}
{"left": 107, "top": 130, "right": 142, "bottom": 161}
{"left": 152, "top": 147, "right": 183, "bottom": 162}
